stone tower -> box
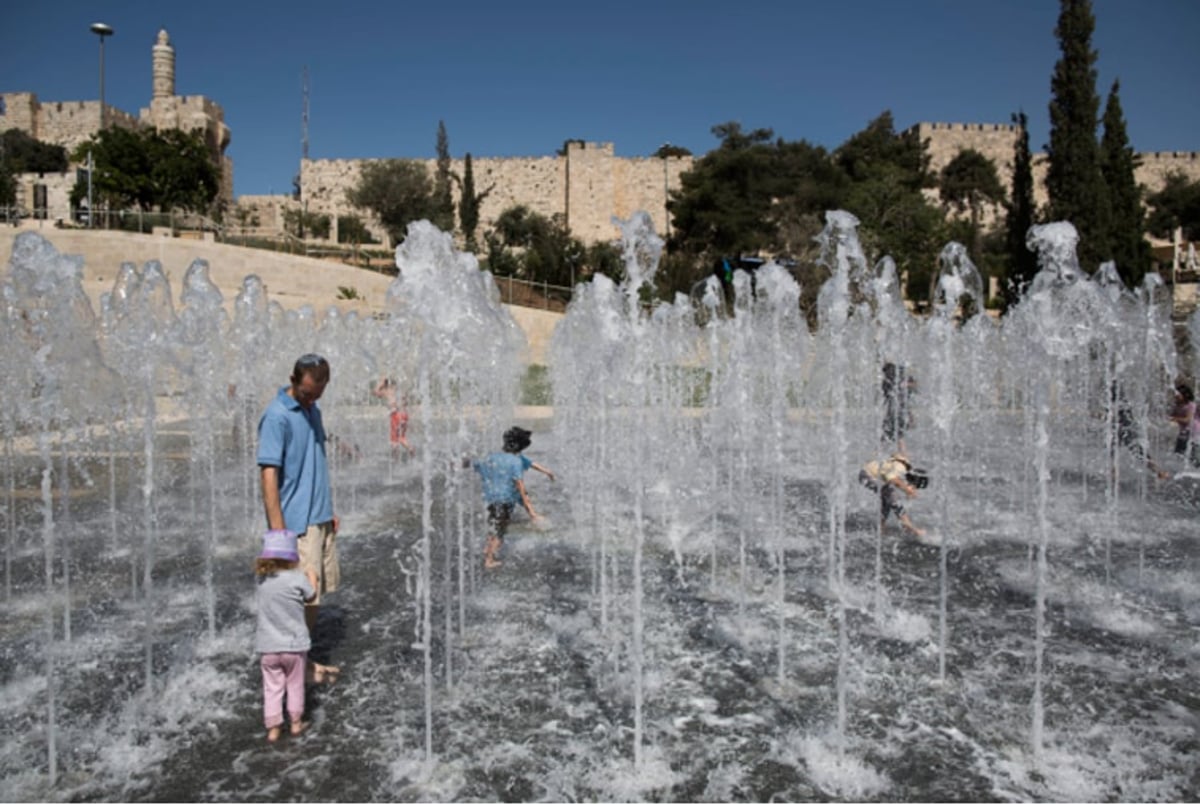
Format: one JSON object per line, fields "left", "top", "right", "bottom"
{"left": 140, "top": 28, "right": 233, "bottom": 208}
{"left": 152, "top": 29, "right": 175, "bottom": 100}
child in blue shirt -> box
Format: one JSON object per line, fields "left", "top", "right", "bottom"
{"left": 467, "top": 427, "right": 550, "bottom": 568}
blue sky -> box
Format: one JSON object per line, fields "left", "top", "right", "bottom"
{"left": 3, "top": 0, "right": 1197, "bottom": 198}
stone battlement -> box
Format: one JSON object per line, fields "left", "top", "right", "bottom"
{"left": 1141, "top": 151, "right": 1200, "bottom": 161}
{"left": 916, "top": 121, "right": 1021, "bottom": 134}
{"left": 1, "top": 29, "right": 232, "bottom": 205}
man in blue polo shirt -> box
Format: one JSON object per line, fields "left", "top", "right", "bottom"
{"left": 257, "top": 353, "right": 340, "bottom": 648}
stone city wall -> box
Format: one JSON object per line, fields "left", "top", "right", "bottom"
{"left": 0, "top": 93, "right": 39, "bottom": 138}
{"left": 911, "top": 121, "right": 1200, "bottom": 227}
{"left": 1, "top": 92, "right": 140, "bottom": 154}
{"left": 1136, "top": 151, "right": 1200, "bottom": 189}
{"left": 260, "top": 126, "right": 1200, "bottom": 250}
{"left": 141, "top": 94, "right": 226, "bottom": 135}
{"left": 297, "top": 141, "right": 691, "bottom": 247}
{"left": 10, "top": 171, "right": 74, "bottom": 220}
{"left": 231, "top": 193, "right": 298, "bottom": 234}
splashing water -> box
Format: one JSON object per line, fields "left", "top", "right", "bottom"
{"left": 1, "top": 218, "right": 1198, "bottom": 802}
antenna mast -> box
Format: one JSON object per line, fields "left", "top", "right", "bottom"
{"left": 301, "top": 65, "right": 310, "bottom": 161}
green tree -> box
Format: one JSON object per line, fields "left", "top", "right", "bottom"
{"left": 346, "top": 159, "right": 434, "bottom": 245}
{"left": 283, "top": 208, "right": 330, "bottom": 239}
{"left": 836, "top": 112, "right": 942, "bottom": 299}
{"left": 1004, "top": 111, "right": 1040, "bottom": 307}
{"left": 457, "top": 152, "right": 493, "bottom": 251}
{"left": 1146, "top": 173, "right": 1200, "bottom": 242}
{"left": 939, "top": 148, "right": 1005, "bottom": 260}
{"left": 667, "top": 121, "right": 823, "bottom": 291}
{"left": 1, "top": 128, "right": 67, "bottom": 211}
{"left": 0, "top": 163, "right": 15, "bottom": 208}
{"left": 337, "top": 214, "right": 377, "bottom": 244}
{"left": 1099, "top": 79, "right": 1149, "bottom": 286}
{"left": 669, "top": 122, "right": 779, "bottom": 261}
{"left": 765, "top": 139, "right": 849, "bottom": 259}
{"left": 1045, "top": 0, "right": 1109, "bottom": 269}
{"left": 488, "top": 205, "right": 584, "bottom": 287}
{"left": 71, "top": 126, "right": 151, "bottom": 211}
{"left": 586, "top": 241, "right": 624, "bottom": 283}
{"left": 653, "top": 143, "right": 692, "bottom": 158}
{"left": 69, "top": 127, "right": 218, "bottom": 215}
{"left": 431, "top": 120, "right": 455, "bottom": 232}
{"left": 1, "top": 129, "right": 68, "bottom": 173}
{"left": 149, "top": 129, "right": 221, "bottom": 213}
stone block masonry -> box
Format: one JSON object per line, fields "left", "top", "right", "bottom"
{"left": 299, "top": 141, "right": 692, "bottom": 248}
{"left": 299, "top": 125, "right": 1199, "bottom": 250}
{"left": 907, "top": 121, "right": 1200, "bottom": 229}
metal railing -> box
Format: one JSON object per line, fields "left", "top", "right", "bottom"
{"left": 1, "top": 204, "right": 575, "bottom": 310}
{"left": 493, "top": 274, "right": 574, "bottom": 310}
{"left": 0, "top": 204, "right": 223, "bottom": 235}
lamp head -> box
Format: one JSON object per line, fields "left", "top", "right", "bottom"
{"left": 90, "top": 22, "right": 113, "bottom": 38}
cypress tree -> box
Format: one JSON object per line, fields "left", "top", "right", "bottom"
{"left": 1100, "top": 79, "right": 1149, "bottom": 286}
{"left": 1045, "top": 0, "right": 1110, "bottom": 270}
{"left": 432, "top": 120, "right": 455, "bottom": 232}
{"left": 1005, "top": 111, "right": 1039, "bottom": 306}
{"left": 459, "top": 153, "right": 480, "bottom": 251}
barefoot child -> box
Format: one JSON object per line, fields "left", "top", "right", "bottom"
{"left": 465, "top": 427, "right": 546, "bottom": 568}
{"left": 373, "top": 377, "right": 415, "bottom": 456}
{"left": 858, "top": 452, "right": 930, "bottom": 543}
{"left": 255, "top": 529, "right": 315, "bottom": 742}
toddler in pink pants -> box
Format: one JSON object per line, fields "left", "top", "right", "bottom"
{"left": 254, "top": 529, "right": 316, "bottom": 742}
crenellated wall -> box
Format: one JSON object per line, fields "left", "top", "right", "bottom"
{"left": 908, "top": 121, "right": 1200, "bottom": 227}
{"left": 297, "top": 142, "right": 689, "bottom": 247}
{"left": 1, "top": 28, "right": 233, "bottom": 205}
{"left": 2, "top": 93, "right": 141, "bottom": 155}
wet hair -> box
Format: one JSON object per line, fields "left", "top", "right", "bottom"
{"left": 882, "top": 363, "right": 903, "bottom": 395}
{"left": 1176, "top": 383, "right": 1194, "bottom": 403}
{"left": 291, "top": 353, "right": 330, "bottom": 383}
{"left": 255, "top": 557, "right": 298, "bottom": 576}
{"left": 503, "top": 426, "right": 532, "bottom": 453}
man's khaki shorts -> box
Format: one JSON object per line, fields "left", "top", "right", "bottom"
{"left": 296, "top": 521, "right": 339, "bottom": 605}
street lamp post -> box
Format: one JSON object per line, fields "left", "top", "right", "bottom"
{"left": 90, "top": 22, "right": 113, "bottom": 129}
{"left": 88, "top": 22, "right": 112, "bottom": 230}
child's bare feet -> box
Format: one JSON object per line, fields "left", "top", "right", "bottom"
{"left": 266, "top": 726, "right": 282, "bottom": 743}
{"left": 313, "top": 663, "right": 341, "bottom": 684}
{"left": 290, "top": 720, "right": 310, "bottom": 737}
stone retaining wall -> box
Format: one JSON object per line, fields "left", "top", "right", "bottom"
{"left": 0, "top": 226, "right": 562, "bottom": 365}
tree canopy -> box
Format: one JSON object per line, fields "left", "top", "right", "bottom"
{"left": 345, "top": 159, "right": 434, "bottom": 245}
{"left": 940, "top": 149, "right": 1005, "bottom": 220}
{"left": 483, "top": 205, "right": 625, "bottom": 289}
{"left": 664, "top": 113, "right": 944, "bottom": 302}
{"left": 69, "top": 126, "right": 219, "bottom": 214}
{"left": 431, "top": 120, "right": 455, "bottom": 232}
{"left": 1004, "top": 111, "right": 1039, "bottom": 307}
{"left": 2, "top": 129, "right": 69, "bottom": 174}
{"left": 1100, "top": 79, "right": 1150, "bottom": 285}
{"left": 1, "top": 127, "right": 69, "bottom": 206}
{"left": 1146, "top": 174, "right": 1200, "bottom": 243}
{"left": 1046, "top": 0, "right": 1110, "bottom": 269}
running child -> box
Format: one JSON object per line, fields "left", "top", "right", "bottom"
{"left": 465, "top": 427, "right": 548, "bottom": 569}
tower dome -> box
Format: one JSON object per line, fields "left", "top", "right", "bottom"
{"left": 152, "top": 29, "right": 175, "bottom": 100}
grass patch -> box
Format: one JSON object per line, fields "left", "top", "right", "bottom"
{"left": 520, "top": 365, "right": 552, "bottom": 406}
